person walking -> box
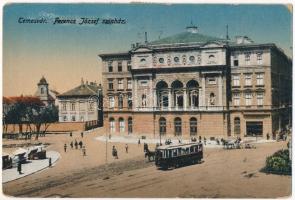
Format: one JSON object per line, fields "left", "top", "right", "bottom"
{"left": 74, "top": 140, "right": 78, "bottom": 149}
{"left": 49, "top": 157, "right": 52, "bottom": 167}
{"left": 204, "top": 137, "right": 207, "bottom": 145}
{"left": 112, "top": 146, "right": 118, "bottom": 159}
{"left": 70, "top": 132, "right": 72, "bottom": 137}
{"left": 79, "top": 141, "right": 83, "bottom": 149}
{"left": 17, "top": 162, "right": 22, "bottom": 174}
{"left": 125, "top": 144, "right": 128, "bottom": 153}
{"left": 138, "top": 139, "right": 141, "bottom": 146}
{"left": 64, "top": 143, "right": 67, "bottom": 152}
{"left": 70, "top": 141, "right": 73, "bottom": 149}
{"left": 82, "top": 146, "right": 86, "bottom": 156}
{"left": 81, "top": 132, "right": 84, "bottom": 138}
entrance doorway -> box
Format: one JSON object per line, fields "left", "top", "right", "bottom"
{"left": 246, "top": 121, "right": 263, "bottom": 136}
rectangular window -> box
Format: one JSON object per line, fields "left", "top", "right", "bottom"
{"left": 233, "top": 54, "right": 239, "bottom": 66}
{"left": 244, "top": 74, "right": 252, "bottom": 86}
{"left": 245, "top": 93, "right": 252, "bottom": 106}
{"left": 232, "top": 75, "right": 240, "bottom": 86}
{"left": 245, "top": 53, "right": 250, "bottom": 65}
{"left": 71, "top": 102, "right": 75, "bottom": 111}
{"left": 233, "top": 93, "right": 240, "bottom": 106}
{"left": 127, "top": 61, "right": 132, "bottom": 71}
{"left": 128, "top": 94, "right": 132, "bottom": 109}
{"left": 118, "top": 61, "right": 122, "bottom": 72}
{"left": 257, "top": 93, "right": 264, "bottom": 106}
{"left": 108, "top": 79, "right": 113, "bottom": 90}
{"left": 140, "top": 80, "right": 148, "bottom": 86}
{"left": 256, "top": 73, "right": 264, "bottom": 86}
{"left": 108, "top": 61, "right": 113, "bottom": 72}
{"left": 257, "top": 53, "right": 263, "bottom": 65}
{"left": 89, "top": 102, "right": 94, "bottom": 111}
{"left": 118, "top": 79, "right": 124, "bottom": 90}
{"left": 109, "top": 96, "right": 115, "bottom": 109}
{"left": 62, "top": 103, "right": 67, "bottom": 111}
{"left": 208, "top": 77, "right": 216, "bottom": 84}
{"left": 127, "top": 79, "right": 132, "bottom": 89}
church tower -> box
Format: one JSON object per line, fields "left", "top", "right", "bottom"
{"left": 35, "top": 76, "right": 52, "bottom": 106}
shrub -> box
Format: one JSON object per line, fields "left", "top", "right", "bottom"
{"left": 263, "top": 149, "right": 291, "bottom": 175}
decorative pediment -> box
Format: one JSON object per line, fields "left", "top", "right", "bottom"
{"left": 201, "top": 41, "right": 224, "bottom": 48}
{"left": 131, "top": 46, "right": 153, "bottom": 53}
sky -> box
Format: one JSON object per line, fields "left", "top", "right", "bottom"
{"left": 3, "top": 3, "right": 292, "bottom": 96}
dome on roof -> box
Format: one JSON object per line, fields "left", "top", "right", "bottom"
{"left": 150, "top": 26, "right": 226, "bottom": 45}
{"left": 38, "top": 76, "right": 48, "bottom": 85}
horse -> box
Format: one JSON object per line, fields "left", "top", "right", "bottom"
{"left": 145, "top": 149, "right": 155, "bottom": 161}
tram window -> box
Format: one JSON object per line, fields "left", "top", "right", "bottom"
{"left": 173, "top": 149, "right": 177, "bottom": 157}
{"left": 190, "top": 147, "right": 194, "bottom": 153}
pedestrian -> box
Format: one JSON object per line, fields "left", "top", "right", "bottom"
{"left": 70, "top": 141, "right": 73, "bottom": 149}
{"left": 204, "top": 137, "right": 207, "bottom": 145}
{"left": 49, "top": 157, "right": 52, "bottom": 167}
{"left": 70, "top": 132, "right": 72, "bottom": 137}
{"left": 109, "top": 134, "right": 112, "bottom": 140}
{"left": 64, "top": 143, "right": 67, "bottom": 152}
{"left": 138, "top": 139, "right": 141, "bottom": 146}
{"left": 82, "top": 146, "right": 86, "bottom": 156}
{"left": 112, "top": 146, "right": 118, "bottom": 159}
{"left": 79, "top": 141, "right": 83, "bottom": 149}
{"left": 199, "top": 136, "right": 202, "bottom": 142}
{"left": 17, "top": 162, "right": 22, "bottom": 174}
{"left": 75, "top": 140, "right": 78, "bottom": 149}
{"left": 125, "top": 144, "right": 128, "bottom": 153}
{"left": 266, "top": 133, "right": 270, "bottom": 140}
{"left": 81, "top": 132, "right": 84, "bottom": 138}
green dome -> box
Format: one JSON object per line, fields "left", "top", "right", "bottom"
{"left": 150, "top": 32, "right": 225, "bottom": 45}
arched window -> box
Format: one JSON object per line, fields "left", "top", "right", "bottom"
{"left": 141, "top": 94, "right": 147, "bottom": 107}
{"left": 119, "top": 118, "right": 125, "bottom": 133}
{"left": 128, "top": 117, "right": 133, "bottom": 134}
{"left": 109, "top": 118, "right": 115, "bottom": 133}
{"left": 174, "top": 117, "right": 182, "bottom": 136}
{"left": 156, "top": 81, "right": 169, "bottom": 109}
{"left": 118, "top": 94, "right": 123, "bottom": 109}
{"left": 190, "top": 117, "right": 197, "bottom": 136}
{"left": 186, "top": 80, "right": 199, "bottom": 108}
{"left": 234, "top": 117, "right": 241, "bottom": 135}
{"left": 171, "top": 80, "right": 184, "bottom": 109}
{"left": 159, "top": 117, "right": 166, "bottom": 135}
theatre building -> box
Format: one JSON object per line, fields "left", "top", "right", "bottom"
{"left": 99, "top": 26, "right": 292, "bottom": 139}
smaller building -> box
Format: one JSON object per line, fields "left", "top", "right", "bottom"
{"left": 35, "top": 76, "right": 59, "bottom": 106}
{"left": 57, "top": 79, "right": 103, "bottom": 124}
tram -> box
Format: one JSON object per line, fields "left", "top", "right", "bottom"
{"left": 155, "top": 142, "right": 203, "bottom": 169}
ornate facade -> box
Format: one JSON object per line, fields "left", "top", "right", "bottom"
{"left": 99, "top": 26, "right": 292, "bottom": 139}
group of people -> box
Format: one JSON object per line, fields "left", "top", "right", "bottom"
{"left": 64, "top": 132, "right": 86, "bottom": 156}
{"left": 112, "top": 144, "right": 129, "bottom": 159}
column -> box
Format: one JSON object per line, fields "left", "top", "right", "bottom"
{"left": 168, "top": 89, "right": 172, "bottom": 111}
{"left": 153, "top": 89, "right": 157, "bottom": 110}
{"left": 218, "top": 75, "right": 223, "bottom": 107}
{"left": 133, "top": 79, "right": 138, "bottom": 110}
{"left": 149, "top": 76, "right": 153, "bottom": 110}
{"left": 198, "top": 88, "right": 202, "bottom": 109}
{"left": 184, "top": 89, "right": 187, "bottom": 111}
{"left": 201, "top": 76, "right": 206, "bottom": 108}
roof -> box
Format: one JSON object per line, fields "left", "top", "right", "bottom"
{"left": 57, "top": 83, "right": 100, "bottom": 98}
{"left": 156, "top": 142, "right": 202, "bottom": 150}
{"left": 150, "top": 32, "right": 225, "bottom": 45}
{"left": 38, "top": 76, "right": 48, "bottom": 85}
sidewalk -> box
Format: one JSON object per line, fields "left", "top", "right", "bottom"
{"left": 2, "top": 151, "right": 60, "bottom": 183}
{"left": 95, "top": 135, "right": 277, "bottom": 148}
